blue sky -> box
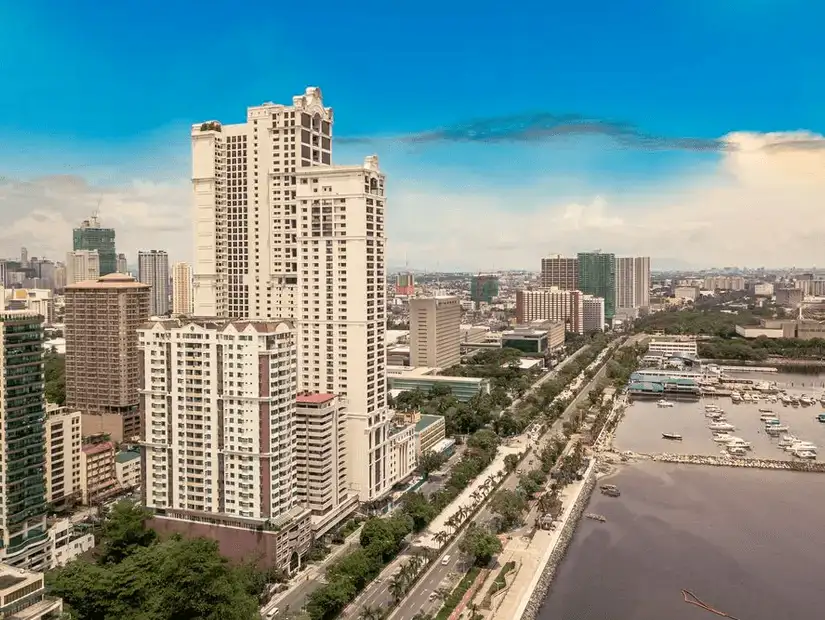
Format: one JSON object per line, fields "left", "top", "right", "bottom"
{"left": 1, "top": 0, "right": 824, "bottom": 268}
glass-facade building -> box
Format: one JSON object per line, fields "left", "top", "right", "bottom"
{"left": 73, "top": 223, "right": 117, "bottom": 276}
{"left": 577, "top": 252, "right": 616, "bottom": 320}
{"left": 0, "top": 311, "right": 49, "bottom": 571}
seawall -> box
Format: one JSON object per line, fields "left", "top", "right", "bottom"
{"left": 517, "top": 464, "right": 597, "bottom": 620}
{"left": 648, "top": 452, "right": 825, "bottom": 473}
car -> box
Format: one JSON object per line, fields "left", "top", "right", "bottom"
{"left": 265, "top": 608, "right": 279, "bottom": 619}
{"left": 441, "top": 555, "right": 451, "bottom": 566}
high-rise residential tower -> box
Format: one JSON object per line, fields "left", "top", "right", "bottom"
{"left": 577, "top": 251, "right": 616, "bottom": 320}
{"left": 634, "top": 256, "right": 651, "bottom": 308}
{"left": 191, "top": 89, "right": 390, "bottom": 501}
{"left": 138, "top": 250, "right": 170, "bottom": 316}
{"left": 116, "top": 253, "right": 128, "bottom": 274}
{"left": 515, "top": 288, "right": 584, "bottom": 333}
{"left": 64, "top": 274, "right": 150, "bottom": 442}
{"left": 540, "top": 254, "right": 579, "bottom": 289}
{"left": 65, "top": 250, "right": 100, "bottom": 285}
{"left": 0, "top": 311, "right": 50, "bottom": 571}
{"left": 73, "top": 215, "right": 117, "bottom": 276}
{"left": 171, "top": 262, "right": 193, "bottom": 315}
{"left": 138, "top": 318, "right": 311, "bottom": 568}
{"left": 409, "top": 296, "right": 461, "bottom": 369}
{"left": 615, "top": 256, "right": 636, "bottom": 310}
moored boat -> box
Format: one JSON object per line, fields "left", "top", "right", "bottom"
{"left": 662, "top": 433, "right": 683, "bottom": 440}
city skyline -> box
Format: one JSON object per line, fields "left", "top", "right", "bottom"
{"left": 1, "top": 2, "right": 823, "bottom": 270}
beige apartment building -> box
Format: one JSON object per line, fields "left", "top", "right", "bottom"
{"left": 64, "top": 273, "right": 150, "bottom": 442}
{"left": 295, "top": 394, "right": 357, "bottom": 538}
{"left": 171, "top": 261, "right": 193, "bottom": 315}
{"left": 65, "top": 249, "right": 100, "bottom": 285}
{"left": 191, "top": 89, "right": 391, "bottom": 502}
{"left": 80, "top": 440, "right": 119, "bottom": 505}
{"left": 45, "top": 405, "right": 82, "bottom": 508}
{"left": 138, "top": 318, "right": 312, "bottom": 570}
{"left": 540, "top": 254, "right": 579, "bottom": 289}
{"left": 516, "top": 288, "right": 584, "bottom": 333}
{"left": 410, "top": 296, "right": 461, "bottom": 369}
{"left": 0, "top": 564, "right": 63, "bottom": 619}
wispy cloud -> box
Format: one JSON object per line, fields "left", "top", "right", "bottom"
{"left": 338, "top": 112, "right": 730, "bottom": 152}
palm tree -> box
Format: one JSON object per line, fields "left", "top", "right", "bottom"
{"left": 434, "top": 530, "right": 450, "bottom": 548}
{"left": 470, "top": 490, "right": 482, "bottom": 504}
{"left": 389, "top": 575, "right": 406, "bottom": 603}
{"left": 445, "top": 515, "right": 459, "bottom": 533}
{"left": 359, "top": 606, "right": 384, "bottom": 620}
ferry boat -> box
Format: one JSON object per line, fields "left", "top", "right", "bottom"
{"left": 662, "top": 433, "right": 683, "bottom": 440}
{"left": 709, "top": 421, "right": 735, "bottom": 431}
{"left": 817, "top": 413, "right": 825, "bottom": 423}
{"left": 657, "top": 399, "right": 675, "bottom": 408}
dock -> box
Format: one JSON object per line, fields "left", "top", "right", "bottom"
{"left": 717, "top": 365, "right": 778, "bottom": 373}
{"left": 633, "top": 452, "right": 825, "bottom": 473}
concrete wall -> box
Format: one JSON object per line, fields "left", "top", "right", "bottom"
{"left": 519, "top": 466, "right": 597, "bottom": 620}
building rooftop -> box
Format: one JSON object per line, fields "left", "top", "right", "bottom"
{"left": 66, "top": 273, "right": 150, "bottom": 290}
{"left": 296, "top": 393, "right": 337, "bottom": 405}
{"left": 115, "top": 450, "right": 140, "bottom": 464}
{"left": 415, "top": 414, "right": 444, "bottom": 432}
{"left": 140, "top": 317, "right": 293, "bottom": 333}
{"left": 82, "top": 441, "right": 114, "bottom": 456}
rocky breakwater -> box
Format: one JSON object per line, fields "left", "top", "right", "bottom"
{"left": 518, "top": 466, "right": 597, "bottom": 620}
{"left": 651, "top": 453, "right": 825, "bottom": 473}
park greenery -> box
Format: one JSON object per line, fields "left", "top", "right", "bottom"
{"left": 48, "top": 502, "right": 277, "bottom": 620}
{"left": 458, "top": 523, "right": 503, "bottom": 566}
{"left": 699, "top": 336, "right": 825, "bottom": 362}
{"left": 45, "top": 349, "right": 66, "bottom": 405}
{"left": 306, "top": 428, "right": 501, "bottom": 620}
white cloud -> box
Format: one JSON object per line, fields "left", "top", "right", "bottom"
{"left": 1, "top": 131, "right": 823, "bottom": 271}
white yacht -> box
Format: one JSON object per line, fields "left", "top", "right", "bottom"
{"left": 800, "top": 395, "right": 814, "bottom": 406}
{"left": 742, "top": 392, "right": 753, "bottom": 402}
{"left": 778, "top": 435, "right": 799, "bottom": 447}
{"left": 781, "top": 394, "right": 793, "bottom": 405}
{"left": 706, "top": 411, "right": 724, "bottom": 419}
{"left": 786, "top": 442, "right": 817, "bottom": 453}
{"left": 766, "top": 424, "right": 789, "bottom": 434}
{"left": 725, "top": 437, "right": 752, "bottom": 450}
{"left": 759, "top": 413, "right": 776, "bottom": 421}
{"left": 731, "top": 391, "right": 742, "bottom": 403}
{"left": 712, "top": 432, "right": 735, "bottom": 443}
{"left": 727, "top": 446, "right": 748, "bottom": 457}
{"left": 793, "top": 449, "right": 817, "bottom": 460}
{"left": 709, "top": 421, "right": 735, "bottom": 431}
{"left": 768, "top": 395, "right": 778, "bottom": 403}
{"left": 657, "top": 399, "right": 675, "bottom": 408}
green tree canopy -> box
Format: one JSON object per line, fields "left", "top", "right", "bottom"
{"left": 458, "top": 524, "right": 502, "bottom": 566}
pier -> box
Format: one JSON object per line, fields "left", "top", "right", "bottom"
{"left": 624, "top": 451, "right": 825, "bottom": 473}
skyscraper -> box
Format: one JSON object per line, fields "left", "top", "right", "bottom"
{"left": 116, "top": 253, "right": 128, "bottom": 274}
{"left": 577, "top": 251, "right": 616, "bottom": 320}
{"left": 191, "top": 88, "right": 390, "bottom": 501}
{"left": 615, "top": 257, "right": 636, "bottom": 310}
{"left": 515, "top": 288, "right": 584, "bottom": 333}
{"left": 73, "top": 215, "right": 117, "bottom": 276}
{"left": 540, "top": 254, "right": 579, "bottom": 289}
{"left": 65, "top": 250, "right": 100, "bottom": 285}
{"left": 0, "top": 310, "right": 50, "bottom": 570}
{"left": 64, "top": 274, "right": 150, "bottom": 442}
{"left": 138, "top": 250, "right": 170, "bottom": 316}
{"left": 171, "top": 262, "right": 193, "bottom": 315}
{"left": 634, "top": 256, "right": 651, "bottom": 309}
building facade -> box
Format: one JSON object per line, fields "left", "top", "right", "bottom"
{"left": 395, "top": 273, "right": 415, "bottom": 296}
{"left": 0, "top": 311, "right": 50, "bottom": 571}
{"left": 138, "top": 250, "right": 170, "bottom": 317}
{"left": 409, "top": 296, "right": 461, "bottom": 369}
{"left": 45, "top": 405, "right": 82, "bottom": 508}
{"left": 116, "top": 253, "right": 128, "bottom": 274}
{"left": 4, "top": 289, "right": 54, "bottom": 325}
{"left": 582, "top": 295, "right": 606, "bottom": 332}
{"left": 540, "top": 254, "right": 578, "bottom": 289}
{"left": 470, "top": 274, "right": 499, "bottom": 304}
{"left": 65, "top": 250, "right": 100, "bottom": 285}
{"left": 0, "top": 564, "right": 63, "bottom": 618}
{"left": 80, "top": 441, "right": 119, "bottom": 505}
{"left": 615, "top": 257, "right": 636, "bottom": 310}
{"left": 64, "top": 273, "right": 150, "bottom": 442}
{"left": 577, "top": 251, "right": 616, "bottom": 320}
{"left": 171, "top": 262, "right": 194, "bottom": 315}
{"left": 634, "top": 256, "right": 651, "bottom": 308}
{"left": 73, "top": 215, "right": 117, "bottom": 276}
{"left": 515, "top": 288, "right": 583, "bottom": 334}
{"left": 191, "top": 90, "right": 390, "bottom": 501}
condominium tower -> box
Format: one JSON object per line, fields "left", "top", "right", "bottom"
{"left": 540, "top": 255, "right": 579, "bottom": 289}
{"left": 409, "top": 296, "right": 461, "bottom": 369}
{"left": 191, "top": 88, "right": 389, "bottom": 501}
{"left": 171, "top": 262, "right": 194, "bottom": 315}
{"left": 73, "top": 215, "right": 117, "bottom": 276}
{"left": 138, "top": 318, "right": 312, "bottom": 567}
{"left": 577, "top": 251, "right": 616, "bottom": 320}
{"left": 515, "top": 288, "right": 584, "bottom": 334}
{"left": 0, "top": 311, "right": 50, "bottom": 571}
{"left": 615, "top": 257, "right": 636, "bottom": 310}
{"left": 634, "top": 256, "right": 651, "bottom": 308}
{"left": 65, "top": 250, "right": 100, "bottom": 285}
{"left": 138, "top": 250, "right": 170, "bottom": 316}
{"left": 64, "top": 274, "right": 150, "bottom": 442}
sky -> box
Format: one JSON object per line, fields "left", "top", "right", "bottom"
{"left": 1, "top": 0, "right": 824, "bottom": 271}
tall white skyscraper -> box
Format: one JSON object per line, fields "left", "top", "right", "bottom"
{"left": 65, "top": 250, "right": 100, "bottom": 285}
{"left": 138, "top": 250, "right": 170, "bottom": 316}
{"left": 171, "top": 262, "right": 193, "bottom": 315}
{"left": 191, "top": 88, "right": 390, "bottom": 501}
{"left": 634, "top": 256, "right": 651, "bottom": 308}
{"left": 615, "top": 257, "right": 636, "bottom": 310}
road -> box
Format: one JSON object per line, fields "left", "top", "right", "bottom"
{"left": 353, "top": 342, "right": 624, "bottom": 620}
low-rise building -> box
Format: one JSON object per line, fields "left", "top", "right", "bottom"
{"left": 80, "top": 440, "right": 119, "bottom": 505}
{"left": 648, "top": 337, "right": 699, "bottom": 357}
{"left": 387, "top": 422, "right": 417, "bottom": 486}
{"left": 735, "top": 318, "right": 825, "bottom": 340}
{"left": 414, "top": 414, "right": 446, "bottom": 455}
{"left": 387, "top": 366, "right": 490, "bottom": 402}
{"left": 775, "top": 287, "right": 804, "bottom": 308}
{"left": 674, "top": 286, "right": 699, "bottom": 302}
{"left": 0, "top": 563, "right": 63, "bottom": 619}
{"left": 48, "top": 518, "right": 95, "bottom": 569}
{"left": 115, "top": 450, "right": 141, "bottom": 490}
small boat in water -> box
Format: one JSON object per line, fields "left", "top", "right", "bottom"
{"left": 585, "top": 513, "right": 607, "bottom": 522}
{"left": 709, "top": 421, "right": 735, "bottom": 431}
{"left": 817, "top": 413, "right": 825, "bottom": 423}
{"left": 662, "top": 433, "right": 683, "bottom": 440}
{"left": 794, "top": 449, "right": 817, "bottom": 460}
{"left": 727, "top": 446, "right": 748, "bottom": 457}
{"left": 657, "top": 399, "right": 675, "bottom": 408}
{"left": 731, "top": 391, "right": 742, "bottom": 403}
{"left": 600, "top": 485, "right": 621, "bottom": 497}
{"left": 758, "top": 408, "right": 773, "bottom": 413}
{"left": 760, "top": 413, "right": 778, "bottom": 421}
{"left": 712, "top": 432, "right": 735, "bottom": 443}
{"left": 800, "top": 395, "right": 814, "bottom": 406}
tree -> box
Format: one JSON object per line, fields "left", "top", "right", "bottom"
{"left": 459, "top": 524, "right": 503, "bottom": 566}
{"left": 433, "top": 530, "right": 450, "bottom": 548}
{"left": 44, "top": 350, "right": 66, "bottom": 405}
{"left": 389, "top": 574, "right": 406, "bottom": 603}
{"left": 504, "top": 454, "right": 520, "bottom": 474}
{"left": 360, "top": 606, "right": 384, "bottom": 620}
{"left": 99, "top": 501, "right": 157, "bottom": 564}
{"left": 307, "top": 577, "right": 358, "bottom": 620}
{"left": 489, "top": 490, "right": 527, "bottom": 532}
{"left": 417, "top": 451, "right": 446, "bottom": 480}
{"left": 400, "top": 492, "right": 438, "bottom": 532}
